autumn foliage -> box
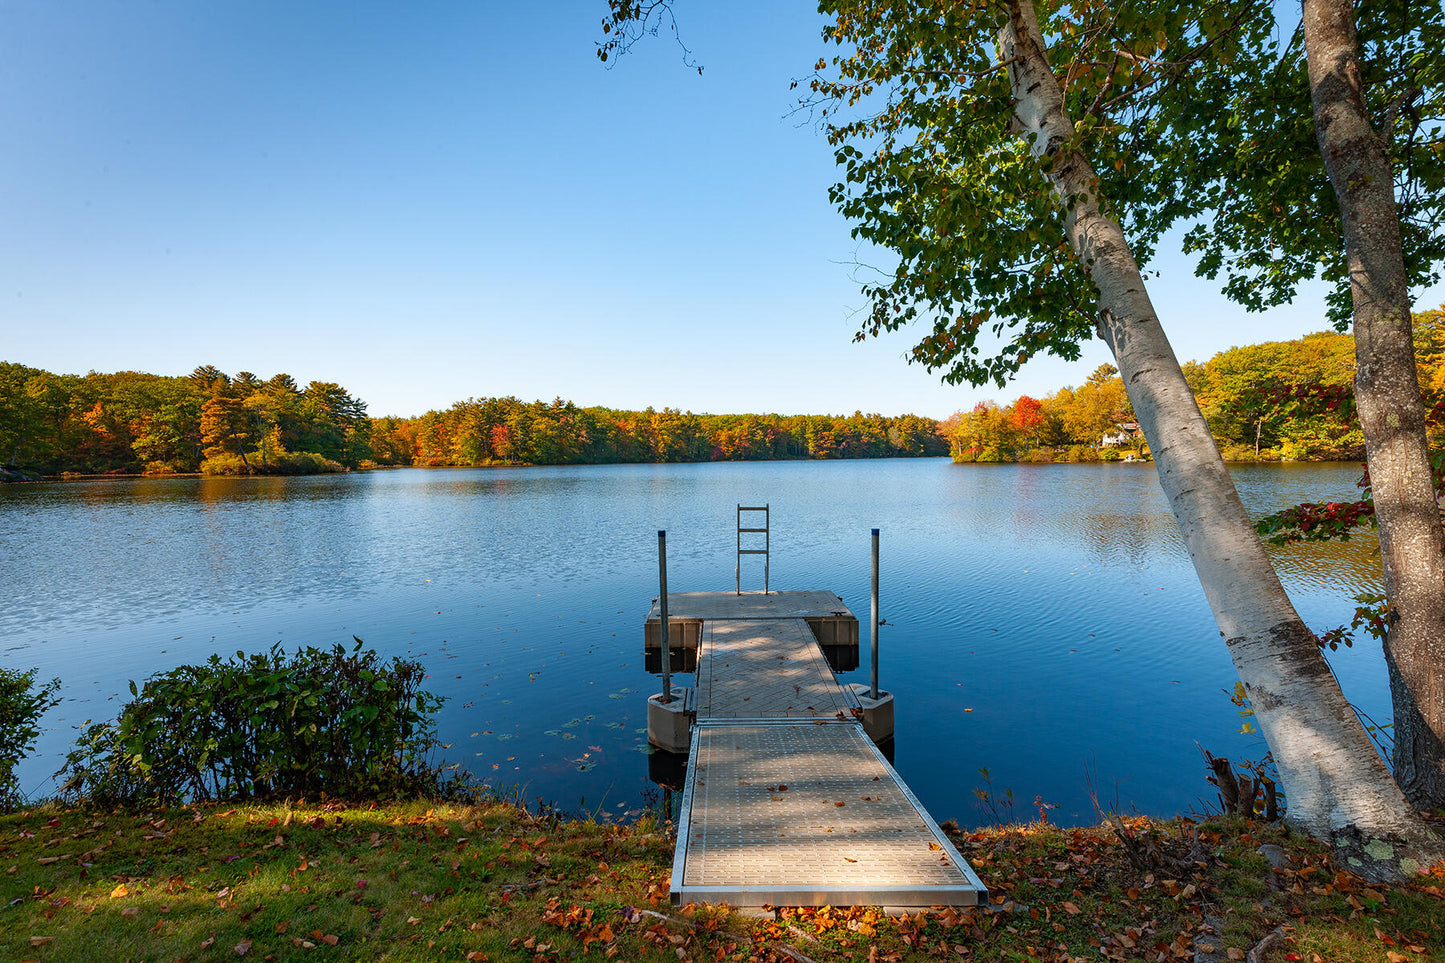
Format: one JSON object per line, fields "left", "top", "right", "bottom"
{"left": 0, "top": 364, "right": 370, "bottom": 476}
{"left": 938, "top": 316, "right": 1445, "bottom": 465}
{"left": 941, "top": 364, "right": 1135, "bottom": 463}
{"left": 0, "top": 362, "right": 947, "bottom": 475}
{"left": 376, "top": 401, "right": 946, "bottom": 467}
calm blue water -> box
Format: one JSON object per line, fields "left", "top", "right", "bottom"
{"left": 0, "top": 460, "right": 1385, "bottom": 825}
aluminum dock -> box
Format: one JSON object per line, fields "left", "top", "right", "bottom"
{"left": 644, "top": 590, "right": 987, "bottom": 910}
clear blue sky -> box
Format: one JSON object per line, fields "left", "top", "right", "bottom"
{"left": 3, "top": 2, "right": 1441, "bottom": 420}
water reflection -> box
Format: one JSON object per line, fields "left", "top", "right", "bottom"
{"left": 2, "top": 460, "right": 1386, "bottom": 826}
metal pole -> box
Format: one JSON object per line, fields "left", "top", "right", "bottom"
{"left": 870, "top": 527, "right": 880, "bottom": 700}
{"left": 658, "top": 530, "right": 672, "bottom": 704}
{"left": 763, "top": 504, "right": 770, "bottom": 596}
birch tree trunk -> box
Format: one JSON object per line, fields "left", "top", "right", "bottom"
{"left": 999, "top": 0, "right": 1443, "bottom": 878}
{"left": 1302, "top": 0, "right": 1445, "bottom": 810}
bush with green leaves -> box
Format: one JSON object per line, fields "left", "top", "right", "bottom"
{"left": 271, "top": 450, "right": 344, "bottom": 474}
{"left": 0, "top": 667, "right": 61, "bottom": 810}
{"left": 59, "top": 640, "right": 446, "bottom": 806}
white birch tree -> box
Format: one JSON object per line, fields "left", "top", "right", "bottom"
{"left": 600, "top": 0, "right": 1445, "bottom": 876}
{"left": 809, "top": 0, "right": 1443, "bottom": 876}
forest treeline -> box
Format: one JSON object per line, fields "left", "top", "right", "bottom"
{"left": 5, "top": 309, "right": 1442, "bottom": 476}
{"left": 0, "top": 364, "right": 371, "bottom": 476}
{"left": 0, "top": 362, "right": 945, "bottom": 475}
{"left": 944, "top": 308, "right": 1445, "bottom": 464}
{"left": 374, "top": 402, "right": 945, "bottom": 466}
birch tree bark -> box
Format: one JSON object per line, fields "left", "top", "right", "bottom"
{"left": 1301, "top": 0, "right": 1445, "bottom": 809}
{"left": 1000, "top": 0, "right": 1442, "bottom": 877}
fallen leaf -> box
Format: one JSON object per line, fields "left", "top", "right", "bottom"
{"left": 1062, "top": 901, "right": 1081, "bottom": 915}
{"left": 323, "top": 934, "right": 339, "bottom": 946}
{"left": 235, "top": 939, "right": 252, "bottom": 955}
{"left": 37, "top": 857, "right": 60, "bottom": 865}
{"left": 121, "top": 906, "right": 139, "bottom": 917}
{"left": 1227, "top": 949, "right": 1245, "bottom": 961}
{"left": 110, "top": 884, "right": 129, "bottom": 898}
{"left": 30, "top": 937, "right": 53, "bottom": 947}
{"left": 407, "top": 916, "right": 422, "bottom": 925}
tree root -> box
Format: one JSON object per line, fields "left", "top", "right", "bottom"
{"left": 1245, "top": 925, "right": 1284, "bottom": 963}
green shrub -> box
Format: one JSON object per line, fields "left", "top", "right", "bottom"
{"left": 59, "top": 641, "right": 446, "bottom": 806}
{"left": 975, "top": 444, "right": 1011, "bottom": 463}
{"left": 199, "top": 452, "right": 345, "bottom": 476}
{"left": 1099, "top": 447, "right": 1123, "bottom": 462}
{"left": 271, "top": 451, "right": 345, "bottom": 474}
{"left": 0, "top": 667, "right": 61, "bottom": 810}
{"left": 200, "top": 453, "right": 253, "bottom": 475}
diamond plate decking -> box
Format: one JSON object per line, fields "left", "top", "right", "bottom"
{"left": 674, "top": 722, "right": 986, "bottom": 908}
{"left": 655, "top": 591, "right": 987, "bottom": 910}
{"left": 696, "top": 620, "right": 861, "bottom": 720}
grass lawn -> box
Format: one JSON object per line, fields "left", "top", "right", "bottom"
{"left": 3, "top": 800, "right": 1443, "bottom": 962}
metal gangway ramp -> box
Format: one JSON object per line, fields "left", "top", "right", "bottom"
{"left": 645, "top": 591, "right": 987, "bottom": 910}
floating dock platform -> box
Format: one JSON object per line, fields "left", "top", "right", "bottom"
{"left": 644, "top": 591, "right": 986, "bottom": 910}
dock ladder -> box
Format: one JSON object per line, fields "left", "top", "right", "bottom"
{"left": 735, "top": 504, "right": 770, "bottom": 595}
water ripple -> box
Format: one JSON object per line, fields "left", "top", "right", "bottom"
{"left": 2, "top": 460, "right": 1385, "bottom": 825}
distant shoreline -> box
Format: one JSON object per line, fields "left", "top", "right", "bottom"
{"left": 2, "top": 455, "right": 1366, "bottom": 486}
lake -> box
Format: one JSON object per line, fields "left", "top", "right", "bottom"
{"left": 0, "top": 459, "right": 1387, "bottom": 826}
